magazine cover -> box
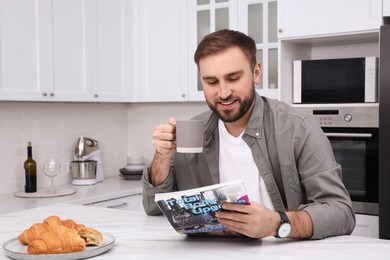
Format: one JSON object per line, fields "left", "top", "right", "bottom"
{"left": 155, "top": 180, "right": 250, "bottom": 234}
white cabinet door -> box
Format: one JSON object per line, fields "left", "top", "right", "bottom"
{"left": 384, "top": 0, "right": 390, "bottom": 17}
{"left": 0, "top": 0, "right": 47, "bottom": 101}
{"left": 351, "top": 214, "right": 379, "bottom": 238}
{"left": 90, "top": 0, "right": 131, "bottom": 102}
{"left": 0, "top": 0, "right": 92, "bottom": 102}
{"left": 47, "top": 0, "right": 92, "bottom": 101}
{"left": 0, "top": 0, "right": 132, "bottom": 102}
{"left": 187, "top": 0, "right": 238, "bottom": 101}
{"left": 187, "top": 0, "right": 279, "bottom": 101}
{"left": 237, "top": 0, "right": 279, "bottom": 100}
{"left": 136, "top": 0, "right": 188, "bottom": 102}
{"left": 278, "top": 0, "right": 383, "bottom": 39}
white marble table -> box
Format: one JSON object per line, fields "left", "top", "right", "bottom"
{"left": 1, "top": 204, "right": 390, "bottom": 260}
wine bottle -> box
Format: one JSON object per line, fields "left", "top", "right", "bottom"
{"left": 24, "top": 142, "right": 37, "bottom": 193}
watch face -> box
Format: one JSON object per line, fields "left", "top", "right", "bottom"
{"left": 278, "top": 223, "right": 291, "bottom": 238}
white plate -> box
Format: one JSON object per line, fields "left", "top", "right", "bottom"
{"left": 124, "top": 165, "right": 145, "bottom": 171}
{"left": 3, "top": 232, "right": 115, "bottom": 260}
{"left": 119, "top": 173, "right": 142, "bottom": 180}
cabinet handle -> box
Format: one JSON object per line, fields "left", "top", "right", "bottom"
{"left": 42, "top": 92, "right": 47, "bottom": 97}
{"left": 107, "top": 202, "right": 127, "bottom": 208}
{"left": 325, "top": 133, "right": 372, "bottom": 138}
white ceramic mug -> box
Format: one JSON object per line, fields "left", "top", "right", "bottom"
{"left": 176, "top": 120, "right": 203, "bottom": 153}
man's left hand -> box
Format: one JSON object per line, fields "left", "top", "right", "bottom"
{"left": 215, "top": 201, "right": 279, "bottom": 238}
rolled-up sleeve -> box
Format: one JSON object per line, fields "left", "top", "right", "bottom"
{"left": 295, "top": 116, "right": 356, "bottom": 239}
{"left": 141, "top": 165, "right": 174, "bottom": 216}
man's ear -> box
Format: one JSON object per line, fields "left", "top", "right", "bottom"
{"left": 253, "top": 62, "right": 262, "bottom": 85}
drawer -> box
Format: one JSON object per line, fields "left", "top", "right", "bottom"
{"left": 89, "top": 194, "right": 143, "bottom": 212}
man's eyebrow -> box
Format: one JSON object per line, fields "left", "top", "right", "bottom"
{"left": 202, "top": 75, "right": 217, "bottom": 80}
{"left": 202, "top": 70, "right": 244, "bottom": 80}
{"left": 226, "top": 70, "right": 244, "bottom": 77}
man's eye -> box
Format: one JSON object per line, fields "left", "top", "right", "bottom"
{"left": 206, "top": 81, "right": 218, "bottom": 85}
{"left": 229, "top": 77, "right": 239, "bottom": 81}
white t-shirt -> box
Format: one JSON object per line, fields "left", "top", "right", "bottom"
{"left": 218, "top": 120, "right": 274, "bottom": 210}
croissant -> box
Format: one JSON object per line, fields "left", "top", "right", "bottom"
{"left": 27, "top": 226, "right": 86, "bottom": 254}
{"left": 18, "top": 216, "right": 63, "bottom": 245}
{"left": 76, "top": 226, "right": 103, "bottom": 246}
{"left": 62, "top": 219, "right": 85, "bottom": 229}
{"left": 18, "top": 216, "right": 85, "bottom": 245}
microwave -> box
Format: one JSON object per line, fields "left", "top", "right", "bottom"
{"left": 293, "top": 57, "right": 378, "bottom": 104}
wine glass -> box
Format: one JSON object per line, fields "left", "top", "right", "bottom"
{"left": 43, "top": 158, "right": 61, "bottom": 193}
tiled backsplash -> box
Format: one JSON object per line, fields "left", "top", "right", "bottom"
{"left": 0, "top": 101, "right": 208, "bottom": 195}
{"left": 0, "top": 102, "right": 129, "bottom": 194}
{"left": 127, "top": 102, "right": 208, "bottom": 164}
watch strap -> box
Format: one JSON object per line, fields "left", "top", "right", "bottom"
{"left": 278, "top": 211, "right": 290, "bottom": 224}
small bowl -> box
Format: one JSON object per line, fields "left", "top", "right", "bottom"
{"left": 127, "top": 155, "right": 145, "bottom": 165}
{"left": 119, "top": 168, "right": 143, "bottom": 175}
{"left": 124, "top": 165, "right": 145, "bottom": 171}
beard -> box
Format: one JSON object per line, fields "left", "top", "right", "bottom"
{"left": 206, "top": 86, "right": 256, "bottom": 123}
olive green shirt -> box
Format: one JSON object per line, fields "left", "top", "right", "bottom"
{"left": 142, "top": 93, "right": 355, "bottom": 239}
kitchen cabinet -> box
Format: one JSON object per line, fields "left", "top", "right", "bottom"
{"left": 237, "top": 0, "right": 279, "bottom": 100}
{"left": 46, "top": 0, "right": 92, "bottom": 102}
{"left": 352, "top": 214, "right": 379, "bottom": 238}
{"left": 136, "top": 0, "right": 278, "bottom": 102}
{"left": 277, "top": 0, "right": 380, "bottom": 105}
{"left": 0, "top": 0, "right": 47, "bottom": 101}
{"left": 187, "top": 0, "right": 279, "bottom": 101}
{"left": 0, "top": 0, "right": 90, "bottom": 101}
{"left": 134, "top": 0, "right": 188, "bottom": 102}
{"left": 90, "top": 0, "right": 131, "bottom": 102}
{"left": 0, "top": 0, "right": 131, "bottom": 102}
{"left": 86, "top": 194, "right": 143, "bottom": 212}
{"left": 187, "top": 0, "right": 238, "bottom": 101}
{"left": 384, "top": 0, "right": 390, "bottom": 17}
{"left": 278, "top": 0, "right": 383, "bottom": 39}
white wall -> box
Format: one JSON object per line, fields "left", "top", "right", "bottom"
{"left": 0, "top": 101, "right": 208, "bottom": 195}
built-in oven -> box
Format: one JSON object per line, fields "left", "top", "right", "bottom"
{"left": 297, "top": 106, "right": 379, "bottom": 215}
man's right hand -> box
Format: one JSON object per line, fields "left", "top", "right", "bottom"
{"left": 152, "top": 117, "right": 177, "bottom": 156}
{"left": 150, "top": 117, "right": 177, "bottom": 186}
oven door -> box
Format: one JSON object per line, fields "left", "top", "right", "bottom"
{"left": 322, "top": 127, "right": 379, "bottom": 215}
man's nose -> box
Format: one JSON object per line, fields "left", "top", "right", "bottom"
{"left": 219, "top": 83, "right": 232, "bottom": 99}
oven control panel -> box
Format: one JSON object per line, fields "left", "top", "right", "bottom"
{"left": 295, "top": 106, "right": 379, "bottom": 128}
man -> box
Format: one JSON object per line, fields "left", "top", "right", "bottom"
{"left": 142, "top": 29, "right": 355, "bottom": 240}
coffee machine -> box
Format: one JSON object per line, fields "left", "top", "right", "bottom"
{"left": 71, "top": 136, "right": 104, "bottom": 185}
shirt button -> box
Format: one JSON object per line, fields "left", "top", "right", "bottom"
{"left": 256, "top": 132, "right": 260, "bottom": 136}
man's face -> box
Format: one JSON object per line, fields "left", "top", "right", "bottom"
{"left": 198, "top": 46, "right": 262, "bottom": 123}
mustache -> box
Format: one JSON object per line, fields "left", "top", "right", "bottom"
{"left": 217, "top": 95, "right": 236, "bottom": 103}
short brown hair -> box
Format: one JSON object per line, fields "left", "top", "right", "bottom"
{"left": 194, "top": 29, "right": 257, "bottom": 70}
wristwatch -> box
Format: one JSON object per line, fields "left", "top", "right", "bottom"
{"left": 276, "top": 211, "right": 291, "bottom": 238}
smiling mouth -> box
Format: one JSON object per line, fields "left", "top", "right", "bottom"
{"left": 218, "top": 99, "right": 237, "bottom": 109}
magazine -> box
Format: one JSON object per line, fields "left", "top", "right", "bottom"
{"left": 155, "top": 180, "right": 250, "bottom": 234}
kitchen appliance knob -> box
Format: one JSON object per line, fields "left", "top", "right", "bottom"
{"left": 344, "top": 114, "right": 352, "bottom": 122}
{"left": 278, "top": 28, "right": 283, "bottom": 33}
{"left": 49, "top": 93, "right": 54, "bottom": 97}
{"left": 181, "top": 93, "right": 186, "bottom": 98}
{"left": 42, "top": 92, "right": 47, "bottom": 97}
{"left": 94, "top": 94, "right": 98, "bottom": 98}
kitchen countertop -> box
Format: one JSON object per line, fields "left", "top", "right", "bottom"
{"left": 0, "top": 177, "right": 142, "bottom": 215}
{"left": 1, "top": 203, "right": 390, "bottom": 260}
